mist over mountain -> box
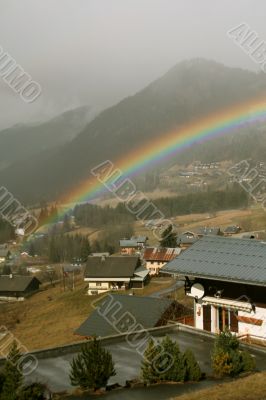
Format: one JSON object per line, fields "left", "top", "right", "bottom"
{"left": 1, "top": 59, "right": 266, "bottom": 204}
{"left": 0, "top": 106, "right": 99, "bottom": 171}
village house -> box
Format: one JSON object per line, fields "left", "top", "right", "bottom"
{"left": 195, "top": 226, "right": 221, "bottom": 237}
{"left": 144, "top": 247, "right": 181, "bottom": 275}
{"left": 176, "top": 231, "right": 199, "bottom": 248}
{"left": 84, "top": 255, "right": 149, "bottom": 295}
{"left": 119, "top": 236, "right": 148, "bottom": 255}
{"left": 224, "top": 225, "right": 241, "bottom": 235}
{"left": 162, "top": 236, "right": 266, "bottom": 344}
{"left": 0, "top": 275, "right": 41, "bottom": 301}
{"left": 75, "top": 294, "right": 187, "bottom": 338}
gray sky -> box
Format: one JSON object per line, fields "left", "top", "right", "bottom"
{"left": 0, "top": 0, "right": 265, "bottom": 129}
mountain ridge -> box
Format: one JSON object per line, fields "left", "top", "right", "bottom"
{"left": 1, "top": 59, "right": 266, "bottom": 204}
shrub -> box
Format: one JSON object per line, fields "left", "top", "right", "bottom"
{"left": 212, "top": 330, "right": 256, "bottom": 378}
{"left": 159, "top": 336, "right": 185, "bottom": 382}
{"left": 141, "top": 336, "right": 201, "bottom": 384}
{"left": 183, "top": 349, "right": 202, "bottom": 381}
{"left": 212, "top": 350, "right": 234, "bottom": 377}
{"left": 1, "top": 341, "right": 23, "bottom": 400}
{"left": 18, "top": 383, "right": 47, "bottom": 400}
{"left": 69, "top": 337, "right": 116, "bottom": 391}
{"left": 141, "top": 338, "right": 161, "bottom": 384}
{"left": 0, "top": 372, "right": 5, "bottom": 395}
{"left": 240, "top": 350, "right": 256, "bottom": 372}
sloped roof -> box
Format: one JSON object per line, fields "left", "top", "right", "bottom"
{"left": 0, "top": 275, "right": 40, "bottom": 292}
{"left": 195, "top": 227, "right": 220, "bottom": 236}
{"left": 163, "top": 236, "right": 266, "bottom": 286}
{"left": 84, "top": 256, "right": 140, "bottom": 278}
{"left": 75, "top": 294, "right": 172, "bottom": 337}
{"left": 144, "top": 247, "right": 181, "bottom": 262}
{"left": 131, "top": 266, "right": 150, "bottom": 281}
{"left": 119, "top": 240, "right": 139, "bottom": 248}
{"left": 224, "top": 225, "right": 241, "bottom": 233}
{"left": 176, "top": 232, "right": 199, "bottom": 245}
{"left": 131, "top": 236, "right": 148, "bottom": 243}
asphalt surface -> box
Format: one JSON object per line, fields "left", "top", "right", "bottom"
{"left": 27, "top": 330, "right": 266, "bottom": 394}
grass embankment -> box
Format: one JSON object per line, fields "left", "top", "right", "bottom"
{"left": 172, "top": 372, "right": 266, "bottom": 400}
{"left": 0, "top": 277, "right": 176, "bottom": 351}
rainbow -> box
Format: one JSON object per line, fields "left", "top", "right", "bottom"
{"left": 40, "top": 95, "right": 266, "bottom": 229}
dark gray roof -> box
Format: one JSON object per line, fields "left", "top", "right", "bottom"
{"left": 224, "top": 225, "right": 241, "bottom": 233}
{"left": 75, "top": 294, "right": 172, "bottom": 337}
{"left": 131, "top": 236, "right": 148, "bottom": 243}
{"left": 0, "top": 275, "right": 40, "bottom": 292}
{"left": 195, "top": 227, "right": 220, "bottom": 236}
{"left": 84, "top": 256, "right": 140, "bottom": 278}
{"left": 163, "top": 236, "right": 266, "bottom": 286}
{"left": 176, "top": 233, "right": 199, "bottom": 245}
{"left": 119, "top": 240, "right": 139, "bottom": 248}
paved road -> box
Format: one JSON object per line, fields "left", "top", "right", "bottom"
{"left": 27, "top": 330, "right": 266, "bottom": 393}
{"left": 149, "top": 280, "right": 184, "bottom": 298}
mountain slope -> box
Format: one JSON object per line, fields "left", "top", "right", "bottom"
{"left": 1, "top": 59, "right": 266, "bottom": 203}
{"left": 0, "top": 106, "right": 99, "bottom": 171}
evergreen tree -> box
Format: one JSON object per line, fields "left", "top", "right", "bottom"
{"left": 141, "top": 338, "right": 161, "bottom": 383}
{"left": 2, "top": 264, "right": 11, "bottom": 275}
{"left": 63, "top": 214, "right": 71, "bottom": 232}
{"left": 29, "top": 242, "right": 36, "bottom": 257}
{"left": 18, "top": 383, "right": 47, "bottom": 400}
{"left": 160, "top": 225, "right": 177, "bottom": 248}
{"left": 212, "top": 329, "right": 256, "bottom": 377}
{"left": 80, "top": 238, "right": 91, "bottom": 263}
{"left": 69, "top": 338, "right": 116, "bottom": 391}
{"left": 1, "top": 341, "right": 23, "bottom": 400}
{"left": 183, "top": 349, "right": 201, "bottom": 381}
{"left": 0, "top": 372, "right": 5, "bottom": 395}
{"left": 48, "top": 237, "right": 60, "bottom": 263}
{"left": 142, "top": 337, "right": 201, "bottom": 384}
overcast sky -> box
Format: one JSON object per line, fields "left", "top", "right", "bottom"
{"left": 0, "top": 0, "right": 265, "bottom": 129}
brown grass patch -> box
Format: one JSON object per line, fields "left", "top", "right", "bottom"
{"left": 0, "top": 277, "right": 176, "bottom": 351}
{"left": 172, "top": 372, "right": 266, "bottom": 400}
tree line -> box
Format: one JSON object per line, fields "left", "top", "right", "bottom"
{"left": 72, "top": 186, "right": 249, "bottom": 229}
{"left": 151, "top": 186, "right": 249, "bottom": 218}
{"left": 73, "top": 202, "right": 134, "bottom": 228}
{"left": 0, "top": 218, "right": 15, "bottom": 244}
{"left": 26, "top": 222, "right": 134, "bottom": 262}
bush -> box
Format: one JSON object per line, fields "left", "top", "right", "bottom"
{"left": 141, "top": 338, "right": 161, "bottom": 384}
{"left": 69, "top": 337, "right": 116, "bottom": 391}
{"left": 240, "top": 350, "right": 256, "bottom": 373}
{"left": 212, "top": 330, "right": 256, "bottom": 377}
{"left": 1, "top": 341, "right": 23, "bottom": 400}
{"left": 18, "top": 383, "right": 47, "bottom": 400}
{"left": 158, "top": 336, "right": 185, "bottom": 382}
{"left": 183, "top": 349, "right": 202, "bottom": 381}
{"left": 141, "top": 336, "right": 201, "bottom": 384}
{"left": 0, "top": 372, "right": 5, "bottom": 395}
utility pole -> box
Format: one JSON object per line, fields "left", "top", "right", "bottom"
{"left": 72, "top": 269, "right": 75, "bottom": 290}
{"left": 62, "top": 265, "right": 66, "bottom": 292}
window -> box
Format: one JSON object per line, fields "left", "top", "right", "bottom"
{"left": 96, "top": 282, "right": 102, "bottom": 287}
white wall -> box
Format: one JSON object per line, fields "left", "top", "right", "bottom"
{"left": 146, "top": 261, "right": 165, "bottom": 275}
{"left": 194, "top": 300, "right": 203, "bottom": 330}
{"left": 238, "top": 306, "right": 266, "bottom": 340}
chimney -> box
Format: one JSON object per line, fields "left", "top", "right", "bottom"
{"left": 101, "top": 255, "right": 106, "bottom": 262}
{"left": 9, "top": 274, "right": 13, "bottom": 279}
